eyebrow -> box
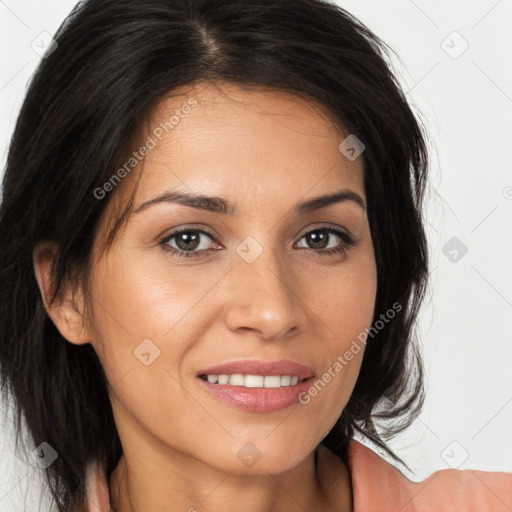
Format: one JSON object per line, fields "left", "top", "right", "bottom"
{"left": 133, "top": 188, "right": 366, "bottom": 216}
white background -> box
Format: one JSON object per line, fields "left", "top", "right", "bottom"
{"left": 1, "top": 0, "right": 511, "bottom": 510}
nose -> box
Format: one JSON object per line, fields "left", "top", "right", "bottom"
{"left": 224, "top": 246, "right": 303, "bottom": 341}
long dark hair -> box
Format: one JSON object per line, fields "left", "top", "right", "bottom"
{"left": 0, "top": 0, "right": 430, "bottom": 510}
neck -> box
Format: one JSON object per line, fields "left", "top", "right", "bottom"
{"left": 109, "top": 444, "right": 349, "bottom": 512}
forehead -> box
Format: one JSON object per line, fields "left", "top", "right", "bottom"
{"left": 133, "top": 81, "right": 365, "bottom": 205}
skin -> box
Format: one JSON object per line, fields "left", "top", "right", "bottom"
{"left": 33, "top": 81, "right": 377, "bottom": 512}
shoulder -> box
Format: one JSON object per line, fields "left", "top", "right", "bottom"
{"left": 345, "top": 439, "right": 512, "bottom": 511}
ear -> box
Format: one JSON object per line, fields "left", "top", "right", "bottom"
{"left": 33, "top": 240, "right": 91, "bottom": 346}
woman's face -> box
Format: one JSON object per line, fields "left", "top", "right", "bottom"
{"left": 85, "top": 81, "right": 377, "bottom": 474}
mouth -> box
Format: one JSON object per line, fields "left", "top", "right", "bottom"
{"left": 195, "top": 359, "right": 316, "bottom": 412}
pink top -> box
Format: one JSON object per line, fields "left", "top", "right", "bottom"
{"left": 83, "top": 440, "right": 512, "bottom": 511}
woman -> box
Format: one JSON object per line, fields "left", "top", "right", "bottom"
{"left": 0, "top": 0, "right": 510, "bottom": 511}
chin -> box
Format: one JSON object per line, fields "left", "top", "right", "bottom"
{"left": 205, "top": 438, "right": 315, "bottom": 476}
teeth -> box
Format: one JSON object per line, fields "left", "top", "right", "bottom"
{"left": 280, "top": 375, "right": 291, "bottom": 386}
{"left": 263, "top": 376, "right": 281, "bottom": 388}
{"left": 245, "top": 375, "right": 264, "bottom": 387}
{"left": 217, "top": 374, "right": 229, "bottom": 385}
{"left": 202, "top": 374, "right": 304, "bottom": 388}
{"left": 229, "top": 373, "right": 245, "bottom": 386}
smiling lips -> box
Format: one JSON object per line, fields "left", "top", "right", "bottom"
{"left": 196, "top": 359, "right": 316, "bottom": 412}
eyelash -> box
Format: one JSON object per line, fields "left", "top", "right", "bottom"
{"left": 159, "top": 225, "right": 357, "bottom": 260}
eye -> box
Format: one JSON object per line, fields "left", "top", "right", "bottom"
{"left": 160, "top": 227, "right": 220, "bottom": 259}
{"left": 295, "top": 226, "right": 357, "bottom": 257}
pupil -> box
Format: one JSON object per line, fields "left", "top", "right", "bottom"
{"left": 308, "top": 230, "right": 328, "bottom": 249}
{"left": 177, "top": 232, "right": 200, "bottom": 251}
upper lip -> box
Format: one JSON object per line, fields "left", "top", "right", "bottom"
{"left": 197, "top": 359, "right": 315, "bottom": 379}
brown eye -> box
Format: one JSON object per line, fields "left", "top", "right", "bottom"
{"left": 160, "top": 228, "right": 219, "bottom": 259}
{"left": 296, "top": 227, "right": 357, "bottom": 256}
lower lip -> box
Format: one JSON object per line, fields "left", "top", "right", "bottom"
{"left": 196, "top": 376, "right": 314, "bottom": 412}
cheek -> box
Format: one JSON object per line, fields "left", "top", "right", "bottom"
{"left": 85, "top": 247, "right": 234, "bottom": 412}
{"left": 85, "top": 256, "right": 206, "bottom": 447}
{"left": 88, "top": 248, "right": 222, "bottom": 350}
{"left": 309, "top": 248, "right": 377, "bottom": 342}
{"left": 84, "top": 252, "right": 192, "bottom": 400}
{"left": 298, "top": 252, "right": 376, "bottom": 424}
